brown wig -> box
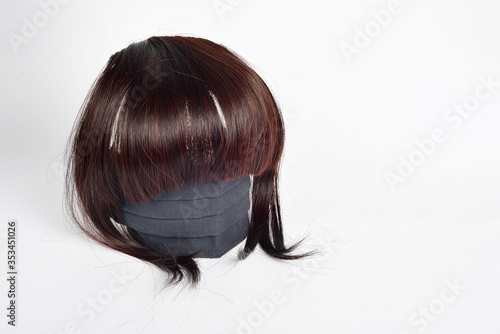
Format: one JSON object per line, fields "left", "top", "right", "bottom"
{"left": 65, "top": 35, "right": 312, "bottom": 286}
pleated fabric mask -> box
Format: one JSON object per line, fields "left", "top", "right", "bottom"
{"left": 121, "top": 176, "right": 252, "bottom": 258}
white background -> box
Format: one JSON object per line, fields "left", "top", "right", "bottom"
{"left": 1, "top": 0, "right": 500, "bottom": 333}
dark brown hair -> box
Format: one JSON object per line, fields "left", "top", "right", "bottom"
{"left": 65, "top": 35, "right": 312, "bottom": 286}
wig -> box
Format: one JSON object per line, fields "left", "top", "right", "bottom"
{"left": 65, "top": 35, "right": 312, "bottom": 286}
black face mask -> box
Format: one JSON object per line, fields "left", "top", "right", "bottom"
{"left": 121, "top": 176, "right": 252, "bottom": 258}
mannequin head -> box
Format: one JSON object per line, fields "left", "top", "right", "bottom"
{"left": 65, "top": 35, "right": 311, "bottom": 286}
